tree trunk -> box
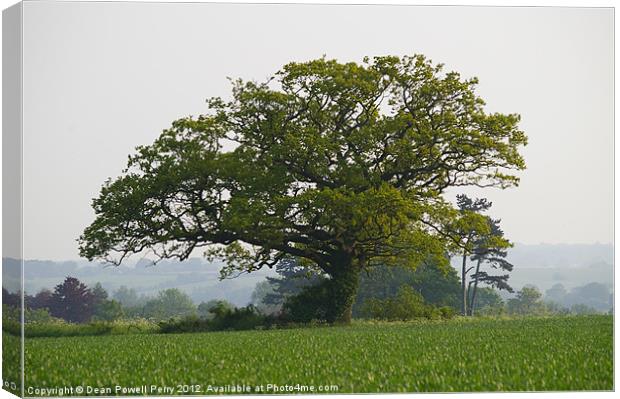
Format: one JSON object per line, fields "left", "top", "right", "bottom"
{"left": 466, "top": 280, "right": 474, "bottom": 315}
{"left": 325, "top": 255, "right": 361, "bottom": 324}
{"left": 461, "top": 250, "right": 468, "bottom": 316}
{"left": 469, "top": 259, "right": 482, "bottom": 316}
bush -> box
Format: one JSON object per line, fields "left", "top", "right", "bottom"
{"left": 212, "top": 305, "right": 271, "bottom": 331}
{"left": 25, "top": 307, "right": 60, "bottom": 323}
{"left": 362, "top": 286, "right": 453, "bottom": 321}
{"left": 2, "top": 317, "right": 21, "bottom": 336}
{"left": 21, "top": 319, "right": 161, "bottom": 338}
{"left": 2, "top": 310, "right": 159, "bottom": 338}
{"left": 159, "top": 304, "right": 274, "bottom": 333}
{"left": 438, "top": 306, "right": 457, "bottom": 319}
{"left": 282, "top": 281, "right": 331, "bottom": 323}
{"left": 4, "top": 304, "right": 69, "bottom": 324}
{"left": 159, "top": 315, "right": 211, "bottom": 334}
{"left": 205, "top": 300, "right": 235, "bottom": 318}
{"left": 107, "top": 318, "right": 159, "bottom": 334}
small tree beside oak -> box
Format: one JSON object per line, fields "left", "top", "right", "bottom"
{"left": 449, "top": 194, "right": 514, "bottom": 316}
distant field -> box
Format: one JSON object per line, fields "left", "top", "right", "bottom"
{"left": 14, "top": 316, "right": 614, "bottom": 395}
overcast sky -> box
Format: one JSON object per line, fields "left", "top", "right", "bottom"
{"left": 18, "top": 2, "right": 613, "bottom": 260}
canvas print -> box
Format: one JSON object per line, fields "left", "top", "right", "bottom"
{"left": 1, "top": 1, "right": 614, "bottom": 396}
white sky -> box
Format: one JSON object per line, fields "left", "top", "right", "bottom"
{"left": 17, "top": 2, "right": 613, "bottom": 260}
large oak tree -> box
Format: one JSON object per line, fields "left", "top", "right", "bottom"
{"left": 79, "top": 55, "right": 527, "bottom": 323}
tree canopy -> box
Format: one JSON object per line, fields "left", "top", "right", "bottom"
{"left": 79, "top": 55, "right": 527, "bottom": 322}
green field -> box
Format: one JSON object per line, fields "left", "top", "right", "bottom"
{"left": 8, "top": 316, "right": 614, "bottom": 395}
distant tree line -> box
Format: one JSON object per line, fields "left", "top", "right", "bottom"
{"left": 3, "top": 278, "right": 123, "bottom": 323}
{"left": 544, "top": 282, "right": 612, "bottom": 313}
{"left": 2, "top": 279, "right": 236, "bottom": 324}
{"left": 3, "top": 267, "right": 610, "bottom": 330}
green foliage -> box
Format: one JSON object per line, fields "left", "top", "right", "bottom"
{"left": 250, "top": 281, "right": 281, "bottom": 315}
{"left": 3, "top": 304, "right": 64, "bottom": 329}
{"left": 3, "top": 304, "right": 19, "bottom": 322}
{"left": 471, "top": 287, "right": 504, "bottom": 308}
{"left": 362, "top": 286, "right": 452, "bottom": 321}
{"left": 3, "top": 315, "right": 159, "bottom": 338}
{"left": 282, "top": 267, "right": 361, "bottom": 323}
{"left": 469, "top": 287, "right": 505, "bottom": 316}
{"left": 159, "top": 305, "right": 270, "bottom": 333}
{"left": 197, "top": 299, "right": 234, "bottom": 318}
{"left": 113, "top": 285, "right": 147, "bottom": 308}
{"left": 507, "top": 285, "right": 545, "bottom": 315}
{"left": 141, "top": 288, "right": 197, "bottom": 320}
{"left": 449, "top": 195, "right": 514, "bottom": 316}
{"left": 2, "top": 304, "right": 21, "bottom": 336}
{"left": 570, "top": 303, "right": 600, "bottom": 315}
{"left": 353, "top": 262, "right": 460, "bottom": 317}
{"left": 259, "top": 256, "right": 326, "bottom": 311}
{"left": 282, "top": 281, "right": 332, "bottom": 323}
{"left": 91, "top": 282, "right": 108, "bottom": 303}
{"left": 158, "top": 315, "right": 211, "bottom": 334}
{"left": 92, "top": 299, "right": 124, "bottom": 321}
{"left": 261, "top": 258, "right": 461, "bottom": 322}
{"left": 23, "top": 316, "right": 612, "bottom": 391}
{"left": 203, "top": 300, "right": 235, "bottom": 318}
{"left": 25, "top": 307, "right": 59, "bottom": 324}
{"left": 208, "top": 305, "right": 268, "bottom": 331}
{"left": 437, "top": 306, "right": 457, "bottom": 319}
{"left": 79, "top": 55, "right": 527, "bottom": 323}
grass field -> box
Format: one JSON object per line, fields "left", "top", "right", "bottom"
{"left": 8, "top": 315, "right": 614, "bottom": 395}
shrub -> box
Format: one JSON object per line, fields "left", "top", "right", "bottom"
{"left": 362, "top": 286, "right": 452, "bottom": 321}
{"left": 159, "top": 315, "right": 211, "bottom": 334}
{"left": 23, "top": 319, "right": 161, "bottom": 338}
{"left": 2, "top": 310, "right": 159, "bottom": 338}
{"left": 282, "top": 281, "right": 331, "bottom": 323}
{"left": 2, "top": 304, "right": 67, "bottom": 335}
{"left": 107, "top": 318, "right": 159, "bottom": 334}
{"left": 212, "top": 305, "right": 271, "bottom": 331}
{"left": 26, "top": 307, "right": 60, "bottom": 324}
{"left": 205, "top": 300, "right": 235, "bottom": 318}
{"left": 438, "top": 306, "right": 457, "bottom": 319}
{"left": 159, "top": 304, "right": 273, "bottom": 333}
{"left": 2, "top": 312, "right": 21, "bottom": 336}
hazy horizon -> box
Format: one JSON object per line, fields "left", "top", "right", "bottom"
{"left": 4, "top": 241, "right": 614, "bottom": 265}
{"left": 11, "top": 2, "right": 614, "bottom": 260}
{"left": 3, "top": 242, "right": 613, "bottom": 308}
